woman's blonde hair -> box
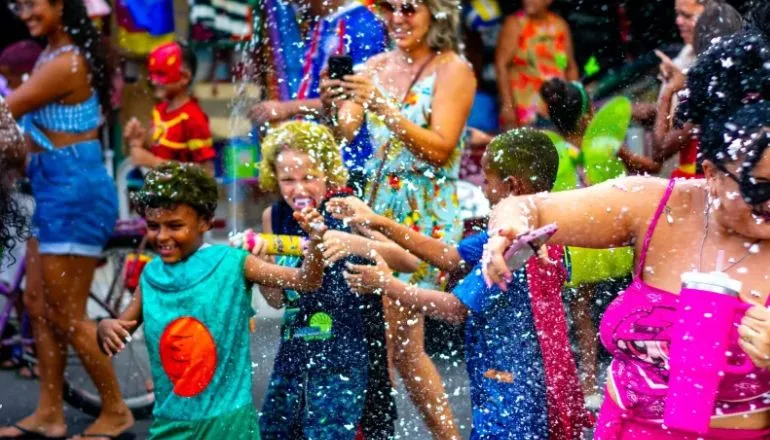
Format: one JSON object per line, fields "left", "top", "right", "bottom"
{"left": 259, "top": 120, "right": 348, "bottom": 192}
{"left": 424, "top": 0, "right": 461, "bottom": 52}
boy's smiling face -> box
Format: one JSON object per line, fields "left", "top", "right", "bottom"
{"left": 275, "top": 148, "right": 328, "bottom": 211}
{"left": 145, "top": 204, "right": 211, "bottom": 263}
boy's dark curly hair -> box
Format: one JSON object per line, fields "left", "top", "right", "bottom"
{"left": 133, "top": 162, "right": 218, "bottom": 220}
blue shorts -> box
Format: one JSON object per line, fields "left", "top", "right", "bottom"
{"left": 26, "top": 140, "right": 118, "bottom": 257}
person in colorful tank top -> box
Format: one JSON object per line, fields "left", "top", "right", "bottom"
{"left": 96, "top": 163, "right": 326, "bottom": 439}
{"left": 124, "top": 42, "right": 216, "bottom": 177}
{"left": 255, "top": 121, "right": 419, "bottom": 440}
{"left": 484, "top": 16, "right": 770, "bottom": 438}
{"left": 320, "top": 0, "right": 476, "bottom": 436}
{"left": 494, "top": 0, "right": 578, "bottom": 129}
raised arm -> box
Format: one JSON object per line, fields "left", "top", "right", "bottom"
{"left": 484, "top": 176, "right": 666, "bottom": 287}
{"left": 344, "top": 252, "right": 468, "bottom": 325}
{"left": 321, "top": 229, "right": 421, "bottom": 273}
{"left": 618, "top": 146, "right": 663, "bottom": 175}
{"left": 6, "top": 52, "right": 82, "bottom": 118}
{"left": 245, "top": 207, "right": 325, "bottom": 298}
{"left": 340, "top": 55, "right": 476, "bottom": 167}
{"left": 327, "top": 197, "right": 464, "bottom": 272}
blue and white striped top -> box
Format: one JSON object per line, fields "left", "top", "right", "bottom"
{"left": 19, "top": 45, "right": 102, "bottom": 151}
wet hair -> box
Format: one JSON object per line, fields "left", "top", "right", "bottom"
{"left": 0, "top": 166, "right": 26, "bottom": 258}
{"left": 133, "top": 162, "right": 219, "bottom": 220}
{"left": 0, "top": 40, "right": 43, "bottom": 74}
{"left": 424, "top": 0, "right": 461, "bottom": 52}
{"left": 0, "top": 109, "right": 28, "bottom": 257}
{"left": 540, "top": 78, "right": 589, "bottom": 136}
{"left": 57, "top": 0, "right": 111, "bottom": 112}
{"left": 692, "top": 1, "right": 743, "bottom": 55}
{"left": 701, "top": 102, "right": 770, "bottom": 172}
{"left": 259, "top": 120, "right": 348, "bottom": 192}
{"left": 680, "top": 3, "right": 770, "bottom": 170}
{"left": 486, "top": 128, "right": 558, "bottom": 193}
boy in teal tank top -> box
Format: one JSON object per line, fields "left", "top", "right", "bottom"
{"left": 96, "top": 163, "right": 326, "bottom": 439}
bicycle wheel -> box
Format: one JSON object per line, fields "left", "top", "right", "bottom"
{"left": 63, "top": 243, "right": 155, "bottom": 419}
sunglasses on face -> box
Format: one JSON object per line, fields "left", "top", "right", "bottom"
{"left": 376, "top": 1, "right": 419, "bottom": 17}
{"left": 720, "top": 168, "right": 770, "bottom": 206}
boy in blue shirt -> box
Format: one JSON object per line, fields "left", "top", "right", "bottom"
{"left": 330, "top": 128, "right": 592, "bottom": 439}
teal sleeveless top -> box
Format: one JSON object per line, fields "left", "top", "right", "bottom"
{"left": 141, "top": 245, "right": 255, "bottom": 421}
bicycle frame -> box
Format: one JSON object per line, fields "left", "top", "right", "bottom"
{"left": 0, "top": 256, "right": 33, "bottom": 348}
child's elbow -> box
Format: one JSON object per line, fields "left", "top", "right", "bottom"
{"left": 444, "top": 303, "right": 468, "bottom": 325}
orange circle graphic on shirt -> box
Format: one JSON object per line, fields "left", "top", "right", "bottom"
{"left": 159, "top": 317, "right": 217, "bottom": 397}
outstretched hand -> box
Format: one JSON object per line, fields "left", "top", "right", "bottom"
{"left": 294, "top": 208, "right": 327, "bottom": 242}
{"left": 327, "top": 197, "right": 376, "bottom": 228}
{"left": 123, "top": 117, "right": 147, "bottom": 150}
{"left": 340, "top": 74, "right": 387, "bottom": 112}
{"left": 96, "top": 319, "right": 137, "bottom": 357}
{"left": 344, "top": 251, "right": 393, "bottom": 295}
{"left": 738, "top": 305, "right": 770, "bottom": 369}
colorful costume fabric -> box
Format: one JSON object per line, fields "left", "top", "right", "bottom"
{"left": 189, "top": 0, "right": 255, "bottom": 42}
{"left": 124, "top": 0, "right": 174, "bottom": 36}
{"left": 258, "top": 0, "right": 305, "bottom": 101}
{"left": 115, "top": 0, "right": 174, "bottom": 56}
{"left": 508, "top": 11, "right": 570, "bottom": 126}
{"left": 454, "top": 232, "right": 591, "bottom": 439}
{"left": 366, "top": 73, "right": 465, "bottom": 290}
{"left": 260, "top": 197, "right": 372, "bottom": 439}
{"left": 296, "top": 2, "right": 387, "bottom": 176}
{"left": 150, "top": 99, "right": 216, "bottom": 164}
{"left": 295, "top": 3, "right": 387, "bottom": 101}
{"left": 141, "top": 245, "right": 260, "bottom": 439}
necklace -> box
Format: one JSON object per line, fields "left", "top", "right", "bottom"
{"left": 698, "top": 195, "right": 760, "bottom": 273}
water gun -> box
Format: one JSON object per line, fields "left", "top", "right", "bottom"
{"left": 229, "top": 231, "right": 307, "bottom": 256}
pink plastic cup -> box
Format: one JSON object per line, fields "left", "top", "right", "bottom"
{"left": 664, "top": 271, "right": 753, "bottom": 434}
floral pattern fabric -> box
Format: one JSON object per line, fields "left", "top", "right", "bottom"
{"left": 508, "top": 11, "right": 569, "bottom": 126}
{"left": 366, "top": 73, "right": 465, "bottom": 289}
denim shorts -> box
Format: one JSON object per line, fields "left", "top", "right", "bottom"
{"left": 26, "top": 140, "right": 118, "bottom": 257}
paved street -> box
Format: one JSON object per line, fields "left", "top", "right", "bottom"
{"left": 0, "top": 316, "right": 473, "bottom": 439}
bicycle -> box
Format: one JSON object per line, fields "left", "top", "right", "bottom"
{"left": 0, "top": 218, "right": 156, "bottom": 419}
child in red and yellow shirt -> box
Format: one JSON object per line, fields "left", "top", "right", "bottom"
{"left": 124, "top": 41, "right": 216, "bottom": 176}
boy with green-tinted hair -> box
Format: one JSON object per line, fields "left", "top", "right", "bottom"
{"left": 96, "top": 162, "right": 326, "bottom": 439}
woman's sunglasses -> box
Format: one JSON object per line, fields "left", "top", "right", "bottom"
{"left": 375, "top": 1, "right": 419, "bottom": 17}
{"left": 720, "top": 168, "right": 770, "bottom": 206}
{"left": 718, "top": 132, "right": 770, "bottom": 207}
